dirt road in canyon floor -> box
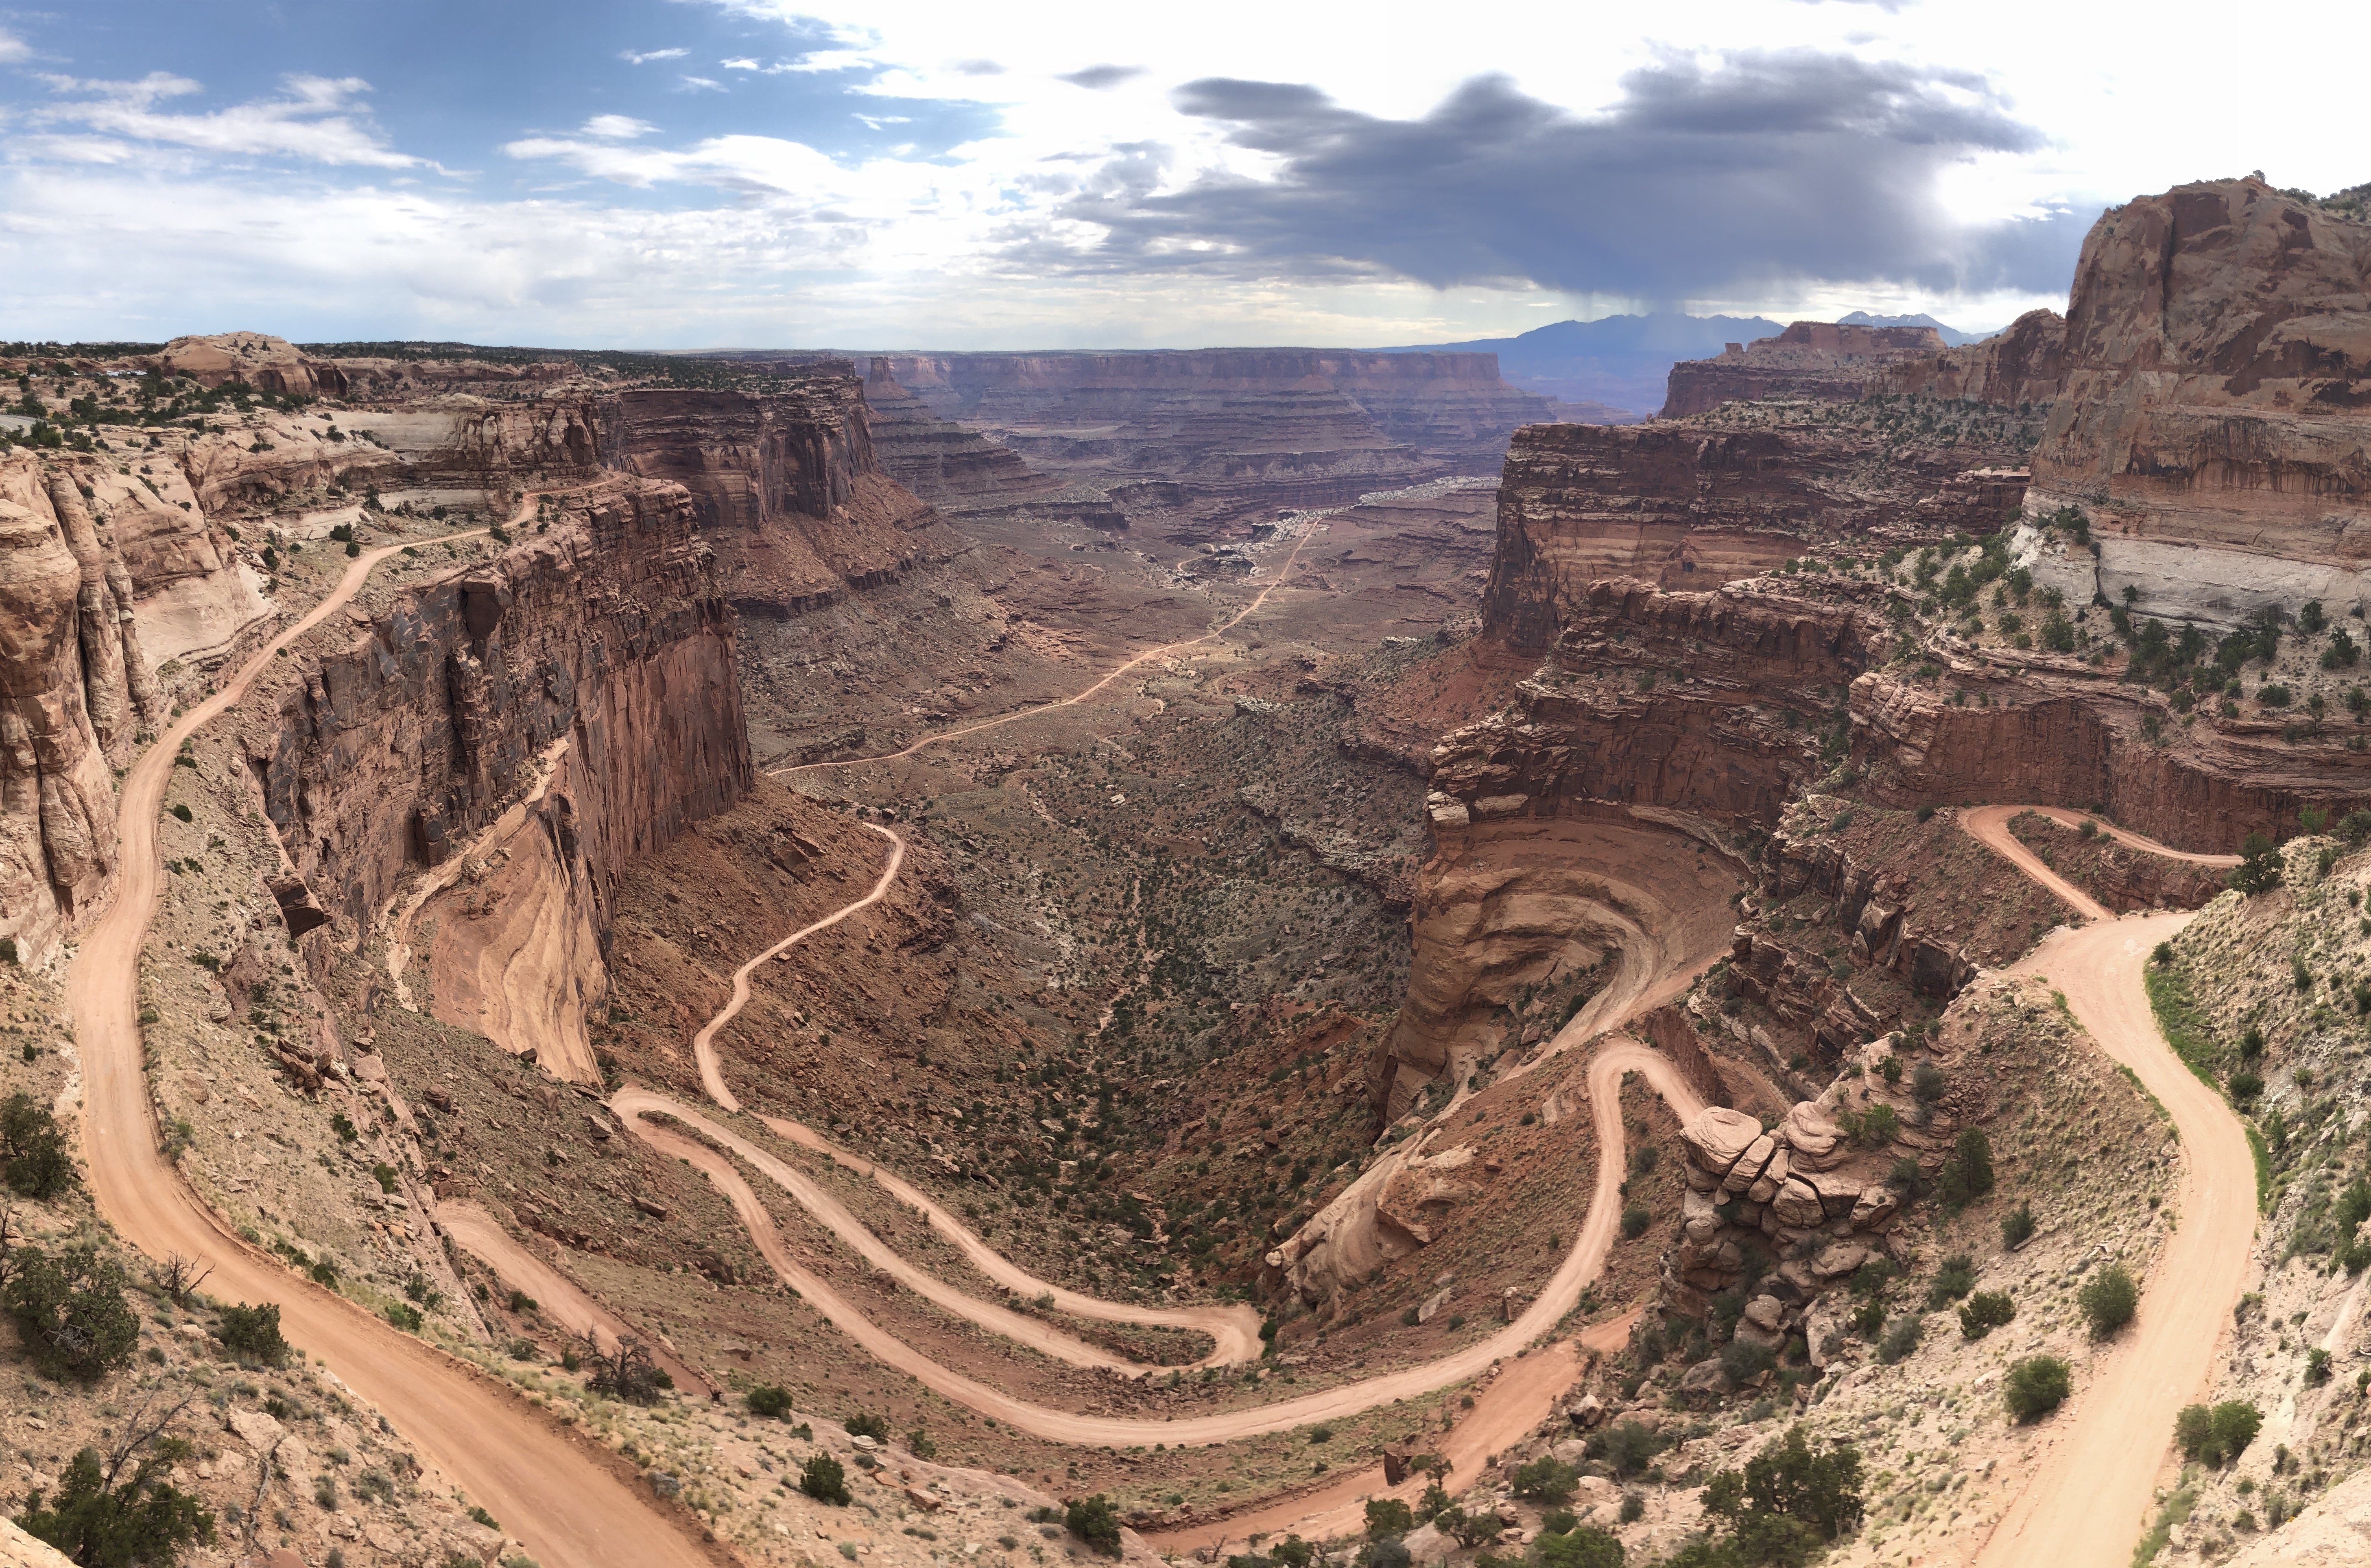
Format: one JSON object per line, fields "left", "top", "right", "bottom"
{"left": 66, "top": 520, "right": 727, "bottom": 1568}
{"left": 1958, "top": 810, "right": 2255, "bottom": 1568}
{"left": 613, "top": 1040, "right": 1707, "bottom": 1451}
{"left": 767, "top": 511, "right": 1325, "bottom": 779}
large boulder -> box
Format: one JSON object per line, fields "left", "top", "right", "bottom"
{"left": 1679, "top": 1107, "right": 1763, "bottom": 1177}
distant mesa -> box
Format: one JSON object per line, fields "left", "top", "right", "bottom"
{"left": 1657, "top": 321, "right": 1950, "bottom": 419}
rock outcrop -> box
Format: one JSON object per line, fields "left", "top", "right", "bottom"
{"left": 1659, "top": 323, "right": 1947, "bottom": 419}
{"left": 2025, "top": 177, "right": 2371, "bottom": 628}
{"left": 1664, "top": 1037, "right": 1919, "bottom": 1323}
{"left": 1481, "top": 419, "right": 2032, "bottom": 649}
{"left": 0, "top": 456, "right": 132, "bottom": 960}
{"left": 253, "top": 475, "right": 751, "bottom": 1079}
{"left": 595, "top": 374, "right": 941, "bottom": 615}
{"left": 157, "top": 332, "right": 349, "bottom": 398}
{"left": 1883, "top": 309, "right": 2067, "bottom": 408}
{"left": 1440, "top": 577, "right": 1887, "bottom": 822}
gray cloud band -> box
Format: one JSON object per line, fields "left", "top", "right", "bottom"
{"left": 1055, "top": 50, "right": 2084, "bottom": 303}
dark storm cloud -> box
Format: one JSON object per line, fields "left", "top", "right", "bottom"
{"left": 1056, "top": 51, "right": 2083, "bottom": 301}
{"left": 1058, "top": 64, "right": 1148, "bottom": 90}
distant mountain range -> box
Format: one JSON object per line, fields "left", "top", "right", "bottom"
{"left": 1384, "top": 309, "right": 1985, "bottom": 420}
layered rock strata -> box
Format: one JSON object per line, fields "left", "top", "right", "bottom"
{"left": 253, "top": 476, "right": 751, "bottom": 1079}
{"left": 1480, "top": 421, "right": 2031, "bottom": 648}
{"left": 1664, "top": 1043, "right": 1916, "bottom": 1326}
{"left": 1884, "top": 309, "right": 2067, "bottom": 408}
{"left": 0, "top": 456, "right": 138, "bottom": 959}
{"left": 1659, "top": 323, "right": 1947, "bottom": 419}
{"left": 2024, "top": 177, "right": 2371, "bottom": 627}
{"left": 868, "top": 348, "right": 1560, "bottom": 508}
{"left": 595, "top": 376, "right": 941, "bottom": 615}
{"left": 157, "top": 331, "right": 349, "bottom": 397}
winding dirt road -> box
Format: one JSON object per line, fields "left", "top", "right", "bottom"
{"left": 66, "top": 529, "right": 722, "bottom": 1568}
{"left": 766, "top": 515, "right": 1324, "bottom": 779}
{"left": 613, "top": 1033, "right": 1706, "bottom": 1449}
{"left": 1961, "top": 810, "right": 2255, "bottom": 1567}
{"left": 691, "top": 821, "right": 904, "bottom": 1111}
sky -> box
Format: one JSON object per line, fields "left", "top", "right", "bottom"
{"left": 1, "top": 0, "right": 2363, "bottom": 350}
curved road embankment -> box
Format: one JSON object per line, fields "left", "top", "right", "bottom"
{"left": 611, "top": 1037, "right": 1705, "bottom": 1450}
{"left": 66, "top": 527, "right": 723, "bottom": 1568}
{"left": 1962, "top": 811, "right": 2255, "bottom": 1568}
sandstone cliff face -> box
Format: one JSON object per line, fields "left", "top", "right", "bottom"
{"left": 1850, "top": 659, "right": 2364, "bottom": 850}
{"left": 858, "top": 360, "right": 1066, "bottom": 515}
{"left": 1659, "top": 322, "right": 1945, "bottom": 419}
{"left": 253, "top": 476, "right": 750, "bottom": 1077}
{"left": 0, "top": 456, "right": 133, "bottom": 961}
{"left": 1373, "top": 578, "right": 1878, "bottom": 1113}
{"left": 1480, "top": 419, "right": 2031, "bottom": 650}
{"left": 1884, "top": 309, "right": 2066, "bottom": 408}
{"left": 1438, "top": 578, "right": 1881, "bottom": 828}
{"left": 595, "top": 376, "right": 939, "bottom": 615}
{"left": 2028, "top": 177, "right": 2371, "bottom": 626}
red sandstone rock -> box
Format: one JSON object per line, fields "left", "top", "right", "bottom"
{"left": 1884, "top": 309, "right": 2067, "bottom": 408}
{"left": 1659, "top": 322, "right": 1946, "bottom": 419}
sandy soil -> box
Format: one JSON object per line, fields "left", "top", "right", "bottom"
{"left": 64, "top": 522, "right": 725, "bottom": 1568}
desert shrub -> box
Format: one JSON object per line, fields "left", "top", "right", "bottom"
{"left": 1720, "top": 1337, "right": 1776, "bottom": 1385}
{"left": 583, "top": 1338, "right": 668, "bottom": 1405}
{"left": 1926, "top": 1254, "right": 1977, "bottom": 1309}
{"left": 0, "top": 1093, "right": 75, "bottom": 1199}
{"left": 1998, "top": 1202, "right": 2036, "bottom": 1251}
{"left": 2003, "top": 1356, "right": 2071, "bottom": 1421}
{"left": 1696, "top": 1425, "right": 1864, "bottom": 1561}
{"left": 2306, "top": 1347, "right": 2332, "bottom": 1386}
{"left": 1533, "top": 1527, "right": 1622, "bottom": 1568}
{"left": 5, "top": 1246, "right": 140, "bottom": 1382}
{"left": 16, "top": 1446, "right": 216, "bottom": 1564}
{"left": 2231, "top": 832, "right": 2283, "bottom": 894}
{"left": 2078, "top": 1265, "right": 2138, "bottom": 1338}
{"left": 1065, "top": 1495, "right": 1122, "bottom": 1558}
{"left": 907, "top": 1428, "right": 937, "bottom": 1459}
{"left": 1365, "top": 1539, "right": 1412, "bottom": 1568}
{"left": 1959, "top": 1291, "right": 2016, "bottom": 1339}
{"left": 1618, "top": 1492, "right": 1645, "bottom": 1525}
{"left": 1909, "top": 1062, "right": 1947, "bottom": 1106}
{"left": 1877, "top": 1315, "right": 1923, "bottom": 1365}
{"left": 215, "top": 1301, "right": 290, "bottom": 1367}
{"left": 2174, "top": 1400, "right": 2262, "bottom": 1467}
{"left": 845, "top": 1411, "right": 890, "bottom": 1443}
{"left": 1365, "top": 1498, "right": 1415, "bottom": 1539}
{"left": 1511, "top": 1457, "right": 1578, "bottom": 1503}
{"left": 800, "top": 1454, "right": 850, "bottom": 1505}
{"left": 1936, "top": 1129, "right": 1995, "bottom": 1212}
{"left": 1844, "top": 1102, "right": 1899, "bottom": 1149}
{"left": 1620, "top": 1203, "right": 1650, "bottom": 1240}
{"left": 384, "top": 1302, "right": 422, "bottom": 1333}
{"left": 1593, "top": 1419, "right": 1664, "bottom": 1480}
{"left": 746, "top": 1385, "right": 793, "bottom": 1419}
{"left": 2240, "top": 1025, "right": 2265, "bottom": 1059}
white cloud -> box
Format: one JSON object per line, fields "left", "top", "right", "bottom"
{"left": 581, "top": 114, "right": 658, "bottom": 139}
{"left": 678, "top": 75, "right": 728, "bottom": 93}
{"left": 27, "top": 72, "right": 432, "bottom": 170}
{"left": 721, "top": 57, "right": 761, "bottom": 70}
{"left": 619, "top": 48, "right": 689, "bottom": 65}
{"left": 0, "top": 28, "right": 29, "bottom": 64}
